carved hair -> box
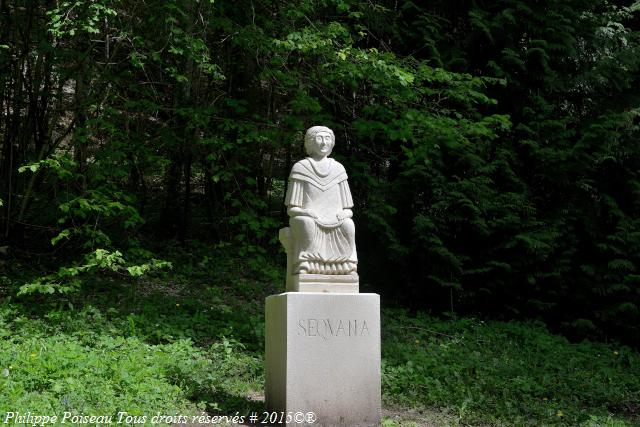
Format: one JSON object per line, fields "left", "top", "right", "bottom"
{"left": 304, "top": 126, "right": 335, "bottom": 156}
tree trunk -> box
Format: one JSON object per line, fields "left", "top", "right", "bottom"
{"left": 162, "top": 155, "right": 182, "bottom": 237}
{"left": 181, "top": 137, "right": 192, "bottom": 243}
{"left": 73, "top": 59, "right": 89, "bottom": 192}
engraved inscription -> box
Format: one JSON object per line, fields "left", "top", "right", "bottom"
{"left": 297, "top": 318, "right": 370, "bottom": 339}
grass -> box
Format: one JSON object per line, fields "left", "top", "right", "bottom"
{"left": 382, "top": 312, "right": 639, "bottom": 426}
{"left": 1, "top": 243, "right": 639, "bottom": 426}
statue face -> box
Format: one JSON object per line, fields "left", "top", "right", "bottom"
{"left": 309, "top": 131, "right": 334, "bottom": 158}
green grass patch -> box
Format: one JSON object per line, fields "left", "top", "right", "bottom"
{"left": 0, "top": 303, "right": 263, "bottom": 423}
{"left": 382, "top": 310, "right": 640, "bottom": 426}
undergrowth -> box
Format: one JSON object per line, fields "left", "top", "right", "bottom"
{"left": 382, "top": 311, "right": 640, "bottom": 426}
{"left": 1, "top": 243, "right": 639, "bottom": 426}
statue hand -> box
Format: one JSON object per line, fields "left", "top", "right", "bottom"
{"left": 305, "top": 209, "right": 319, "bottom": 219}
{"left": 336, "top": 209, "right": 352, "bottom": 221}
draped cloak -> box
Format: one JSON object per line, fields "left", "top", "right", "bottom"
{"left": 285, "top": 158, "right": 356, "bottom": 267}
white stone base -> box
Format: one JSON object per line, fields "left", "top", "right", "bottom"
{"left": 286, "top": 273, "right": 359, "bottom": 293}
{"left": 265, "top": 292, "right": 381, "bottom": 427}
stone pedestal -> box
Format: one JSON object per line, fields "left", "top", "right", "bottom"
{"left": 265, "top": 293, "right": 381, "bottom": 427}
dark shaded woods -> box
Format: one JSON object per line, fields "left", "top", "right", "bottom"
{"left": 1, "top": 0, "right": 639, "bottom": 344}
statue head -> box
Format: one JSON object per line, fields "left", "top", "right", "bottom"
{"left": 304, "top": 126, "right": 335, "bottom": 158}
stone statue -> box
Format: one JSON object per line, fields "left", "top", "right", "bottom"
{"left": 279, "top": 126, "right": 359, "bottom": 293}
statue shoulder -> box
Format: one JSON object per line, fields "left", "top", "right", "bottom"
{"left": 291, "top": 159, "right": 309, "bottom": 172}
{"left": 331, "top": 159, "right": 347, "bottom": 174}
{"left": 289, "top": 159, "right": 312, "bottom": 179}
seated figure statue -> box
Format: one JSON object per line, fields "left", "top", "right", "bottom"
{"left": 280, "top": 126, "right": 358, "bottom": 293}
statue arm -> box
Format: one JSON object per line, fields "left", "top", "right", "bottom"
{"left": 285, "top": 178, "right": 317, "bottom": 218}
{"left": 336, "top": 179, "right": 354, "bottom": 220}
{"left": 288, "top": 206, "right": 318, "bottom": 218}
{"left": 285, "top": 178, "right": 304, "bottom": 206}
{"left": 336, "top": 208, "right": 352, "bottom": 221}
{"left": 338, "top": 179, "right": 354, "bottom": 208}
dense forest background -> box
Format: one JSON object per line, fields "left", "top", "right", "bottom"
{"left": 1, "top": 0, "right": 639, "bottom": 345}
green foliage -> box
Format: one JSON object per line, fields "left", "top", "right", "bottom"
{"left": 18, "top": 154, "right": 77, "bottom": 179}
{"left": 0, "top": 334, "right": 202, "bottom": 419}
{"left": 17, "top": 249, "right": 171, "bottom": 296}
{"left": 352, "top": 0, "right": 640, "bottom": 344}
{"left": 0, "top": 246, "right": 270, "bottom": 419}
{"left": 382, "top": 309, "right": 640, "bottom": 426}
{"left": 46, "top": 0, "right": 117, "bottom": 37}
{"left": 15, "top": 150, "right": 169, "bottom": 295}
{"left": 0, "top": 301, "right": 262, "bottom": 420}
